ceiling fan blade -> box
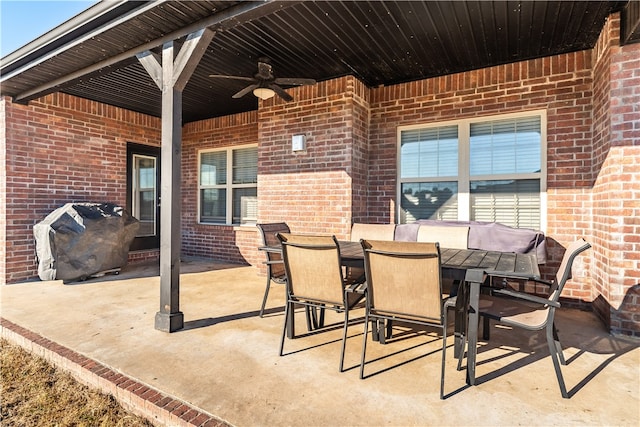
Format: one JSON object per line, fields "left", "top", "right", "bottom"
{"left": 269, "top": 84, "right": 293, "bottom": 102}
{"left": 232, "top": 84, "right": 259, "bottom": 99}
{"left": 274, "top": 77, "right": 316, "bottom": 86}
{"left": 209, "top": 74, "right": 256, "bottom": 82}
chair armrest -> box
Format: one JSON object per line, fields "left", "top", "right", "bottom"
{"left": 346, "top": 281, "right": 367, "bottom": 295}
{"left": 492, "top": 288, "right": 561, "bottom": 308}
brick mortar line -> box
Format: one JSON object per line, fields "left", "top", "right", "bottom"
{"left": 0, "top": 317, "right": 232, "bottom": 427}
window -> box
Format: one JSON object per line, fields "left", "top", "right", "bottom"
{"left": 132, "top": 154, "right": 157, "bottom": 236}
{"left": 398, "top": 111, "right": 546, "bottom": 229}
{"left": 199, "top": 145, "right": 258, "bottom": 225}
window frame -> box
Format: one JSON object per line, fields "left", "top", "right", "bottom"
{"left": 197, "top": 144, "right": 258, "bottom": 226}
{"left": 396, "top": 109, "right": 547, "bottom": 230}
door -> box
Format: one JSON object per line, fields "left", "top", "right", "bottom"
{"left": 127, "top": 143, "right": 160, "bottom": 251}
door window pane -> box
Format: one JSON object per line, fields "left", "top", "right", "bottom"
{"left": 132, "top": 155, "right": 156, "bottom": 237}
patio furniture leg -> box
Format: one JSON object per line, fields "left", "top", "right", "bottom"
{"left": 552, "top": 322, "right": 566, "bottom": 365}
{"left": 440, "top": 322, "right": 447, "bottom": 399}
{"left": 546, "top": 315, "right": 568, "bottom": 398}
{"left": 339, "top": 306, "right": 350, "bottom": 372}
{"left": 483, "top": 317, "right": 490, "bottom": 340}
{"left": 454, "top": 282, "right": 467, "bottom": 359}
{"left": 260, "top": 276, "right": 271, "bottom": 318}
{"left": 371, "top": 319, "right": 380, "bottom": 342}
{"left": 464, "top": 269, "right": 484, "bottom": 386}
{"left": 305, "top": 306, "right": 313, "bottom": 331}
{"left": 359, "top": 311, "right": 371, "bottom": 379}
{"left": 379, "top": 320, "right": 386, "bottom": 345}
{"left": 286, "top": 301, "right": 296, "bottom": 339}
{"left": 280, "top": 300, "right": 292, "bottom": 355}
{"left": 305, "top": 305, "right": 325, "bottom": 330}
{"left": 385, "top": 318, "right": 393, "bottom": 339}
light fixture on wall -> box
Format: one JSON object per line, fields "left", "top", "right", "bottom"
{"left": 253, "top": 87, "right": 276, "bottom": 100}
{"left": 292, "top": 134, "right": 306, "bottom": 152}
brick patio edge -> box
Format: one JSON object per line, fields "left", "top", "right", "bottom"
{"left": 0, "top": 318, "right": 232, "bottom": 427}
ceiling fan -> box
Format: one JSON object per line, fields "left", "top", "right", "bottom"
{"left": 208, "top": 57, "right": 316, "bottom": 102}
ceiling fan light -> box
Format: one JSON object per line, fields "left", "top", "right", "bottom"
{"left": 253, "top": 87, "right": 276, "bottom": 100}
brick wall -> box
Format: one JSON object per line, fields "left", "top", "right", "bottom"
{"left": 591, "top": 13, "right": 640, "bottom": 336}
{"left": 257, "top": 76, "right": 364, "bottom": 239}
{"left": 368, "top": 51, "right": 597, "bottom": 290}
{"left": 1, "top": 94, "right": 160, "bottom": 283}
{"left": 181, "top": 111, "right": 260, "bottom": 266}
{"left": 348, "top": 78, "right": 371, "bottom": 224}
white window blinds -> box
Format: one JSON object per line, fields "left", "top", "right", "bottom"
{"left": 470, "top": 116, "right": 541, "bottom": 175}
{"left": 401, "top": 126, "right": 458, "bottom": 178}
{"left": 398, "top": 112, "right": 544, "bottom": 229}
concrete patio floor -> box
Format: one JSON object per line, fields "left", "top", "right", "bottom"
{"left": 1, "top": 259, "right": 639, "bottom": 426}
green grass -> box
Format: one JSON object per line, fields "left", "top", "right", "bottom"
{"left": 0, "top": 339, "right": 154, "bottom": 426}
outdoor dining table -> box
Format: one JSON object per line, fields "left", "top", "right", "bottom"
{"left": 259, "top": 240, "right": 540, "bottom": 386}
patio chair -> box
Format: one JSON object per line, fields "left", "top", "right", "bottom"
{"left": 278, "top": 233, "right": 366, "bottom": 372}
{"left": 478, "top": 238, "right": 591, "bottom": 398}
{"left": 257, "top": 222, "right": 290, "bottom": 317}
{"left": 359, "top": 239, "right": 454, "bottom": 399}
{"left": 378, "top": 225, "right": 468, "bottom": 345}
{"left": 346, "top": 223, "right": 396, "bottom": 285}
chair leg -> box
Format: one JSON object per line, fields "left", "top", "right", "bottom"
{"left": 305, "top": 306, "right": 313, "bottom": 331}
{"left": 359, "top": 312, "right": 370, "bottom": 379}
{"left": 306, "top": 305, "right": 326, "bottom": 330}
{"left": 482, "top": 316, "right": 490, "bottom": 340}
{"left": 318, "top": 305, "right": 326, "bottom": 328}
{"left": 546, "top": 320, "right": 568, "bottom": 398}
{"left": 446, "top": 302, "right": 465, "bottom": 371}
{"left": 260, "top": 278, "right": 271, "bottom": 318}
{"left": 552, "top": 322, "right": 566, "bottom": 365}
{"left": 450, "top": 279, "right": 460, "bottom": 297}
{"left": 456, "top": 335, "right": 465, "bottom": 372}
{"left": 339, "top": 306, "right": 350, "bottom": 372}
{"left": 371, "top": 319, "right": 380, "bottom": 342}
{"left": 440, "top": 323, "right": 447, "bottom": 399}
{"left": 279, "top": 300, "right": 291, "bottom": 356}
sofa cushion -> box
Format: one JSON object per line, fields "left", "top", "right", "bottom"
{"left": 415, "top": 219, "right": 546, "bottom": 263}
{"left": 394, "top": 223, "right": 421, "bottom": 241}
{"left": 350, "top": 223, "right": 396, "bottom": 242}
{"left": 416, "top": 225, "right": 469, "bottom": 249}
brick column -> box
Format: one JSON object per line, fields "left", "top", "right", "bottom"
{"left": 591, "top": 13, "right": 640, "bottom": 337}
